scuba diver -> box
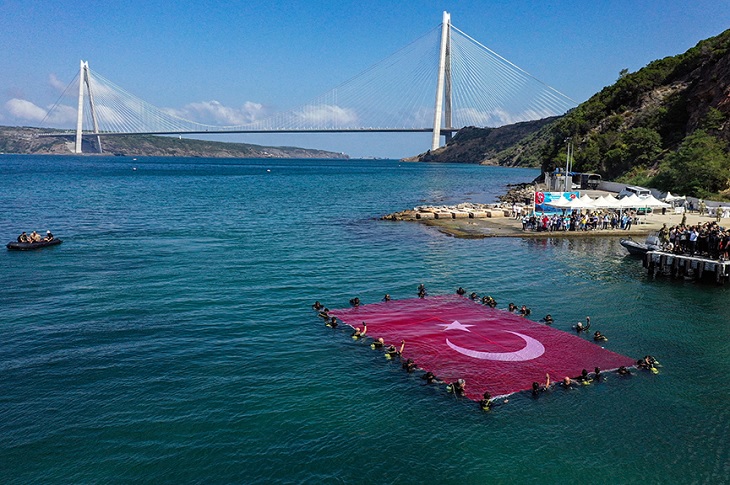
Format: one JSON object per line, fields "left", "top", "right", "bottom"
{"left": 593, "top": 331, "right": 608, "bottom": 342}
{"left": 421, "top": 371, "right": 439, "bottom": 384}
{"left": 352, "top": 322, "right": 367, "bottom": 339}
{"left": 479, "top": 391, "right": 493, "bottom": 410}
{"left": 617, "top": 366, "right": 631, "bottom": 376}
{"left": 371, "top": 337, "right": 385, "bottom": 349}
{"left": 402, "top": 359, "right": 417, "bottom": 373}
{"left": 447, "top": 379, "right": 466, "bottom": 397}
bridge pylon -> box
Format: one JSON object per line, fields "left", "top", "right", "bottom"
{"left": 74, "top": 60, "right": 103, "bottom": 154}
{"left": 431, "top": 11, "right": 453, "bottom": 151}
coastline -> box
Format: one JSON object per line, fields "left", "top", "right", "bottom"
{"left": 385, "top": 209, "right": 717, "bottom": 239}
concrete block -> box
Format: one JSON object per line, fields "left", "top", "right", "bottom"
{"left": 451, "top": 211, "right": 469, "bottom": 218}
{"left": 435, "top": 212, "right": 453, "bottom": 219}
{"left": 416, "top": 212, "right": 435, "bottom": 220}
{"left": 469, "top": 211, "right": 487, "bottom": 218}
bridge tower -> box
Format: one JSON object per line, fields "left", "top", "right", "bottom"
{"left": 431, "top": 11, "right": 453, "bottom": 151}
{"left": 74, "top": 60, "right": 103, "bottom": 154}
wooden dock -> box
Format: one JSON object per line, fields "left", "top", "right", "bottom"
{"left": 644, "top": 251, "right": 730, "bottom": 284}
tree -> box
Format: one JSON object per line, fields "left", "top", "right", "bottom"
{"left": 654, "top": 130, "right": 730, "bottom": 197}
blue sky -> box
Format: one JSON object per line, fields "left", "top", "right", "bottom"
{"left": 1, "top": 0, "right": 728, "bottom": 158}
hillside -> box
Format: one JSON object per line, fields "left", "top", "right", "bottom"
{"left": 402, "top": 117, "right": 557, "bottom": 164}
{"left": 409, "top": 29, "right": 730, "bottom": 199}
{"left": 0, "top": 126, "right": 348, "bottom": 159}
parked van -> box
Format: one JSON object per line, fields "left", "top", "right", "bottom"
{"left": 618, "top": 185, "right": 651, "bottom": 199}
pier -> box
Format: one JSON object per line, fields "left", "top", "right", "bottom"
{"left": 644, "top": 251, "right": 730, "bottom": 284}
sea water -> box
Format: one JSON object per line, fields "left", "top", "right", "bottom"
{"left": 1, "top": 155, "right": 728, "bottom": 483}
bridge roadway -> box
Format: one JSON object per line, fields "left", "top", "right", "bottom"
{"left": 39, "top": 128, "right": 461, "bottom": 137}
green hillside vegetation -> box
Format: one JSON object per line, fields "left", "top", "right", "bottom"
{"left": 511, "top": 29, "right": 730, "bottom": 199}
{"left": 0, "top": 126, "right": 348, "bottom": 159}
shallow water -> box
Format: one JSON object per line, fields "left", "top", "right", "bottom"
{"left": 1, "top": 155, "right": 728, "bottom": 483}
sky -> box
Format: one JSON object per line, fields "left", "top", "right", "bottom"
{"left": 1, "top": 0, "right": 729, "bottom": 158}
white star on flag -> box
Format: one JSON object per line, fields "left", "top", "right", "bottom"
{"left": 438, "top": 320, "right": 474, "bottom": 332}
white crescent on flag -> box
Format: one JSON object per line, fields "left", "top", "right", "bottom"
{"left": 446, "top": 331, "right": 545, "bottom": 362}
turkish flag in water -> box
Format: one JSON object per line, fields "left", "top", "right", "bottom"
{"left": 330, "top": 295, "right": 635, "bottom": 400}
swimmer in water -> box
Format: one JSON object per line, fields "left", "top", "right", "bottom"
{"left": 326, "top": 317, "right": 338, "bottom": 328}
{"left": 382, "top": 294, "right": 391, "bottom": 302}
{"left": 593, "top": 367, "right": 602, "bottom": 382}
{"left": 402, "top": 359, "right": 417, "bottom": 372}
{"left": 560, "top": 376, "right": 576, "bottom": 389}
{"left": 317, "top": 308, "right": 330, "bottom": 320}
{"left": 617, "top": 366, "right": 631, "bottom": 376}
{"left": 574, "top": 319, "right": 591, "bottom": 332}
{"left": 448, "top": 378, "right": 466, "bottom": 396}
{"left": 421, "top": 371, "right": 439, "bottom": 384}
{"left": 576, "top": 368, "right": 592, "bottom": 385}
{"left": 349, "top": 297, "right": 361, "bottom": 307}
{"left": 371, "top": 337, "right": 385, "bottom": 349}
{"left": 479, "top": 391, "right": 493, "bottom": 410}
{"left": 469, "top": 292, "right": 479, "bottom": 301}
{"left": 456, "top": 287, "right": 466, "bottom": 296}
{"left": 352, "top": 322, "right": 367, "bottom": 339}
{"left": 507, "top": 303, "right": 516, "bottom": 312}
{"left": 385, "top": 340, "right": 405, "bottom": 358}
{"left": 312, "top": 301, "right": 323, "bottom": 311}
{"left": 520, "top": 305, "right": 531, "bottom": 317}
{"left": 542, "top": 314, "right": 554, "bottom": 324}
{"left": 593, "top": 331, "right": 608, "bottom": 342}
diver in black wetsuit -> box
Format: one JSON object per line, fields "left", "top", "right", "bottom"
{"left": 421, "top": 371, "right": 438, "bottom": 384}
{"left": 448, "top": 379, "right": 466, "bottom": 396}
{"left": 456, "top": 287, "right": 466, "bottom": 296}
{"left": 479, "top": 391, "right": 492, "bottom": 410}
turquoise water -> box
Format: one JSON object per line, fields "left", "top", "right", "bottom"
{"left": 1, "top": 155, "right": 728, "bottom": 483}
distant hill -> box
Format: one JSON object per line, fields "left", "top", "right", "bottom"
{"left": 408, "top": 29, "right": 730, "bottom": 200}
{"left": 0, "top": 126, "right": 349, "bottom": 159}
{"left": 402, "top": 117, "right": 557, "bottom": 164}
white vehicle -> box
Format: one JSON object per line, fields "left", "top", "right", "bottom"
{"left": 618, "top": 185, "right": 651, "bottom": 199}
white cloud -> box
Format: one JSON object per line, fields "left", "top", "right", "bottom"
{"left": 163, "top": 100, "right": 267, "bottom": 126}
{"left": 4, "top": 98, "right": 77, "bottom": 126}
{"left": 48, "top": 73, "right": 69, "bottom": 93}
{"left": 6, "top": 98, "right": 47, "bottom": 121}
{"left": 292, "top": 104, "right": 358, "bottom": 127}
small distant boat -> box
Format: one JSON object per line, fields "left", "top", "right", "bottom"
{"left": 620, "top": 235, "right": 661, "bottom": 257}
{"left": 6, "top": 239, "right": 63, "bottom": 251}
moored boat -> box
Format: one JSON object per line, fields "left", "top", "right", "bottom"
{"left": 620, "top": 235, "right": 660, "bottom": 257}
{"left": 6, "top": 239, "right": 63, "bottom": 250}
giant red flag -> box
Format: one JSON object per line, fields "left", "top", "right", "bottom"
{"left": 330, "top": 294, "right": 635, "bottom": 400}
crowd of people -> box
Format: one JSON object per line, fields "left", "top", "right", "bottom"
{"left": 16, "top": 230, "right": 53, "bottom": 243}
{"left": 657, "top": 222, "right": 730, "bottom": 260}
{"left": 520, "top": 210, "right": 641, "bottom": 232}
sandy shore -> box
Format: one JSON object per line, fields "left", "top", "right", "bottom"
{"left": 404, "top": 211, "right": 719, "bottom": 239}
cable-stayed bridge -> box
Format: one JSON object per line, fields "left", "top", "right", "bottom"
{"left": 43, "top": 12, "right": 576, "bottom": 154}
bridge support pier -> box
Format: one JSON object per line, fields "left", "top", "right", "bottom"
{"left": 431, "top": 11, "right": 453, "bottom": 151}
{"left": 74, "top": 60, "right": 103, "bottom": 154}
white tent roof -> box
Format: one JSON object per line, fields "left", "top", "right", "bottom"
{"left": 642, "top": 194, "right": 672, "bottom": 208}
{"left": 546, "top": 196, "right": 572, "bottom": 208}
{"left": 594, "top": 194, "right": 622, "bottom": 208}
{"left": 663, "top": 191, "right": 686, "bottom": 202}
{"left": 619, "top": 194, "right": 643, "bottom": 207}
